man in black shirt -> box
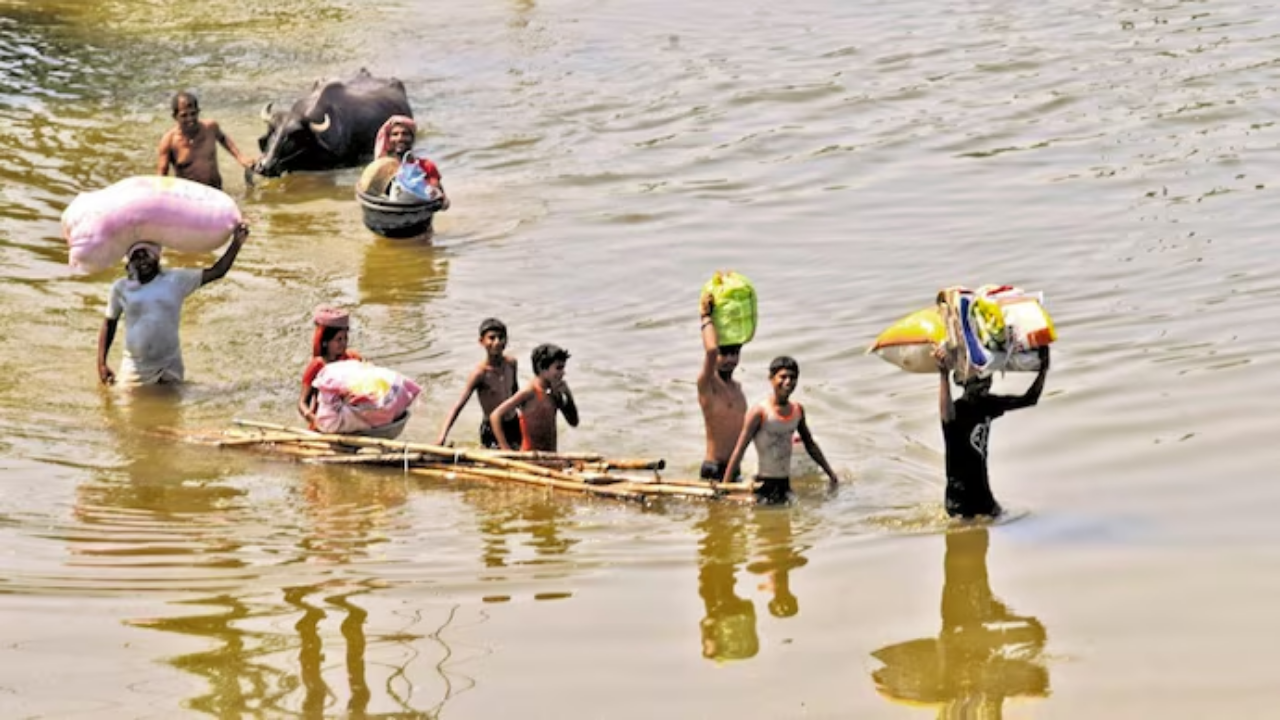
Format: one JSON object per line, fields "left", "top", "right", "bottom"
{"left": 936, "top": 346, "right": 1051, "bottom": 518}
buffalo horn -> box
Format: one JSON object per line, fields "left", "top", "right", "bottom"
{"left": 260, "top": 102, "right": 273, "bottom": 122}
{"left": 310, "top": 113, "right": 331, "bottom": 133}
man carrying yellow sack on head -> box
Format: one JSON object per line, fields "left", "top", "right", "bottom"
{"left": 933, "top": 343, "right": 1050, "bottom": 519}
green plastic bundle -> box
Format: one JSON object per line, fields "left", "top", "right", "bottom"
{"left": 703, "top": 271, "right": 758, "bottom": 346}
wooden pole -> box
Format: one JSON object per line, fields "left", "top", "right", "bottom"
{"left": 232, "top": 418, "right": 581, "bottom": 483}
{"left": 408, "top": 467, "right": 646, "bottom": 502}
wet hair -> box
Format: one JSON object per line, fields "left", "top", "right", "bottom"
{"left": 479, "top": 317, "right": 507, "bottom": 338}
{"left": 171, "top": 91, "right": 199, "bottom": 115}
{"left": 768, "top": 356, "right": 799, "bottom": 377}
{"left": 718, "top": 344, "right": 743, "bottom": 355}
{"left": 531, "top": 343, "right": 570, "bottom": 373}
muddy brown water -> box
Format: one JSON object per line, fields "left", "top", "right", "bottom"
{"left": 3, "top": 0, "right": 1280, "bottom": 717}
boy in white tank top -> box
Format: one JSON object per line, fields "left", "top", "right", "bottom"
{"left": 721, "top": 356, "right": 840, "bottom": 503}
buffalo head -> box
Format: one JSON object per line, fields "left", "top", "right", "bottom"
{"left": 252, "top": 71, "right": 413, "bottom": 178}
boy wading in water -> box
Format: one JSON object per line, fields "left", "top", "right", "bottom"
{"left": 436, "top": 318, "right": 520, "bottom": 448}
{"left": 157, "top": 92, "right": 256, "bottom": 190}
{"left": 935, "top": 345, "right": 1051, "bottom": 519}
{"left": 698, "top": 291, "right": 747, "bottom": 482}
{"left": 722, "top": 356, "right": 840, "bottom": 503}
{"left": 489, "top": 344, "right": 578, "bottom": 452}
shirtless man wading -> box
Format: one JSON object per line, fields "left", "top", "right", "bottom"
{"left": 698, "top": 292, "right": 748, "bottom": 483}
{"left": 156, "top": 92, "right": 255, "bottom": 190}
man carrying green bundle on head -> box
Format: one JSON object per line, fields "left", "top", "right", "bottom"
{"left": 697, "top": 271, "right": 756, "bottom": 484}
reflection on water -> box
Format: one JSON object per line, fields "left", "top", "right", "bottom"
{"left": 697, "top": 504, "right": 757, "bottom": 661}
{"left": 871, "top": 528, "right": 1049, "bottom": 718}
{"left": 745, "top": 507, "right": 809, "bottom": 620}
{"left": 697, "top": 505, "right": 811, "bottom": 662}
{"left": 358, "top": 235, "right": 450, "bottom": 309}
{"left": 134, "top": 582, "right": 448, "bottom": 718}
{"left": 467, "top": 488, "right": 578, "bottom": 604}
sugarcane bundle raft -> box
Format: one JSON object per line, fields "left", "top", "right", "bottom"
{"left": 171, "top": 419, "right": 756, "bottom": 504}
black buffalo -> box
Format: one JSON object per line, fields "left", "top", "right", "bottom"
{"left": 255, "top": 69, "right": 412, "bottom": 177}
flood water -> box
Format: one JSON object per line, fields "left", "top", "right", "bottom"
{"left": 3, "top": 0, "right": 1280, "bottom": 717}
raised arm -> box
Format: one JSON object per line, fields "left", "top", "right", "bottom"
{"left": 935, "top": 345, "right": 955, "bottom": 423}
{"left": 435, "top": 367, "right": 482, "bottom": 445}
{"left": 557, "top": 382, "right": 580, "bottom": 427}
{"left": 796, "top": 411, "right": 839, "bottom": 485}
{"left": 720, "top": 406, "right": 764, "bottom": 489}
{"left": 489, "top": 388, "right": 532, "bottom": 451}
{"left": 202, "top": 222, "right": 248, "bottom": 286}
{"left": 999, "top": 346, "right": 1051, "bottom": 411}
{"left": 697, "top": 292, "right": 719, "bottom": 391}
{"left": 97, "top": 317, "right": 118, "bottom": 385}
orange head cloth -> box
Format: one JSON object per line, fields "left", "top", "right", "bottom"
{"left": 311, "top": 306, "right": 349, "bottom": 356}
{"left": 374, "top": 115, "right": 416, "bottom": 159}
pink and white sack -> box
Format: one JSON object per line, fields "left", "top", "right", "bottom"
{"left": 313, "top": 360, "right": 421, "bottom": 434}
{"left": 61, "top": 176, "right": 242, "bottom": 273}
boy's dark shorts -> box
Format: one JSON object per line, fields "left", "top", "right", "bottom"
{"left": 754, "top": 476, "right": 792, "bottom": 504}
{"left": 700, "top": 461, "right": 741, "bottom": 482}
{"left": 480, "top": 416, "right": 523, "bottom": 449}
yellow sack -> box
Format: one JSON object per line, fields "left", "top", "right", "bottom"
{"left": 868, "top": 307, "right": 946, "bottom": 373}
{"left": 702, "top": 271, "right": 757, "bottom": 346}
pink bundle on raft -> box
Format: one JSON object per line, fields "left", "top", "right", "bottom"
{"left": 313, "top": 360, "right": 421, "bottom": 435}
{"left": 61, "top": 176, "right": 242, "bottom": 273}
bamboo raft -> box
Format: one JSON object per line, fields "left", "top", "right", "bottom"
{"left": 171, "top": 419, "right": 758, "bottom": 504}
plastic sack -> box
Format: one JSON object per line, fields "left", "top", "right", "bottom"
{"left": 61, "top": 176, "right": 242, "bottom": 273}
{"left": 941, "top": 285, "right": 1056, "bottom": 382}
{"left": 868, "top": 307, "right": 948, "bottom": 373}
{"left": 389, "top": 155, "right": 442, "bottom": 203}
{"left": 313, "top": 360, "right": 422, "bottom": 434}
{"left": 703, "top": 271, "right": 758, "bottom": 346}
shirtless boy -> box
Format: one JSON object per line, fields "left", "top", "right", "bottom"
{"left": 698, "top": 292, "right": 748, "bottom": 482}
{"left": 489, "top": 344, "right": 579, "bottom": 452}
{"left": 436, "top": 318, "right": 521, "bottom": 448}
{"left": 722, "top": 356, "right": 839, "bottom": 503}
{"left": 156, "top": 92, "right": 255, "bottom": 190}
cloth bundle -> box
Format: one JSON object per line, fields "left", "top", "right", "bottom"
{"left": 870, "top": 285, "right": 1057, "bottom": 378}
{"left": 61, "top": 176, "right": 242, "bottom": 273}
{"left": 313, "top": 360, "right": 422, "bottom": 434}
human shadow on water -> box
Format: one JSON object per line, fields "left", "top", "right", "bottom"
{"left": 870, "top": 527, "right": 1050, "bottom": 718}
{"left": 467, "top": 487, "right": 578, "bottom": 595}
{"left": 696, "top": 503, "right": 758, "bottom": 661}
{"left": 744, "top": 506, "right": 810, "bottom": 620}
{"left": 136, "top": 582, "right": 446, "bottom": 719}
{"left": 696, "top": 503, "right": 813, "bottom": 662}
